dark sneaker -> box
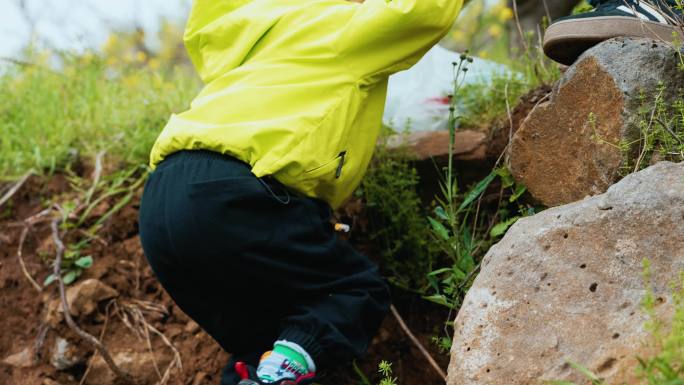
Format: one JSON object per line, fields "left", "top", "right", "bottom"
{"left": 544, "top": 0, "right": 683, "bottom": 65}
{"left": 234, "top": 361, "right": 316, "bottom": 385}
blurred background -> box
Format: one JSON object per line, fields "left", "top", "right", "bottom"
{"left": 1, "top": 0, "right": 588, "bottom": 65}
{"left": 0, "top": 0, "right": 586, "bottom": 177}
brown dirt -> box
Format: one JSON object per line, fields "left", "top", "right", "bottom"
{"left": 0, "top": 173, "right": 452, "bottom": 385}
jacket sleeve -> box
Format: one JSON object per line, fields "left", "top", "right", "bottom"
{"left": 337, "top": 0, "right": 463, "bottom": 82}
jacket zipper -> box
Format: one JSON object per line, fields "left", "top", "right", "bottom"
{"left": 335, "top": 151, "right": 347, "bottom": 179}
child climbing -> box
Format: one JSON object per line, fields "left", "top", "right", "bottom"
{"left": 138, "top": 1, "right": 464, "bottom": 384}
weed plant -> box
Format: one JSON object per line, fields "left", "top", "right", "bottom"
{"left": 625, "top": 83, "right": 684, "bottom": 173}
{"left": 0, "top": 50, "right": 199, "bottom": 178}
{"left": 589, "top": 83, "right": 684, "bottom": 176}
{"left": 422, "top": 53, "right": 533, "bottom": 354}
{"left": 361, "top": 135, "right": 438, "bottom": 291}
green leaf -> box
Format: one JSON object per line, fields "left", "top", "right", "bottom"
{"left": 428, "top": 268, "right": 453, "bottom": 277}
{"left": 74, "top": 255, "right": 93, "bottom": 269}
{"left": 510, "top": 183, "right": 527, "bottom": 202}
{"left": 451, "top": 267, "right": 467, "bottom": 281}
{"left": 434, "top": 206, "right": 449, "bottom": 221}
{"left": 423, "top": 294, "right": 451, "bottom": 307}
{"left": 43, "top": 273, "right": 56, "bottom": 286}
{"left": 459, "top": 172, "right": 496, "bottom": 211}
{"left": 457, "top": 253, "right": 475, "bottom": 273}
{"left": 495, "top": 167, "right": 515, "bottom": 188}
{"left": 428, "top": 217, "right": 450, "bottom": 241}
{"left": 62, "top": 269, "right": 81, "bottom": 285}
{"left": 490, "top": 216, "right": 520, "bottom": 238}
{"left": 461, "top": 224, "right": 473, "bottom": 254}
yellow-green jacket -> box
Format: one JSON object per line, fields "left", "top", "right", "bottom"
{"left": 150, "top": 0, "right": 463, "bottom": 209}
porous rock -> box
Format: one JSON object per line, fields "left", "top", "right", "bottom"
{"left": 509, "top": 37, "right": 684, "bottom": 207}
{"left": 447, "top": 162, "right": 684, "bottom": 385}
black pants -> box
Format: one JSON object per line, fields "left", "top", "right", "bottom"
{"left": 138, "top": 150, "right": 390, "bottom": 384}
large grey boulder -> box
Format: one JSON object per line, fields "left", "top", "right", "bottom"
{"left": 509, "top": 38, "right": 684, "bottom": 207}
{"left": 447, "top": 162, "right": 684, "bottom": 385}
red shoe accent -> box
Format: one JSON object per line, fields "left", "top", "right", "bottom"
{"left": 235, "top": 361, "right": 249, "bottom": 380}
{"left": 295, "top": 372, "right": 316, "bottom": 383}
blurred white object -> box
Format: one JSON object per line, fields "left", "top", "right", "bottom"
{"left": 383, "top": 45, "right": 513, "bottom": 132}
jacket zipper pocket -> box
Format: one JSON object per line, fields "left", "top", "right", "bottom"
{"left": 335, "top": 151, "right": 347, "bottom": 179}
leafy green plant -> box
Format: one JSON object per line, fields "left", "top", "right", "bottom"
{"left": 588, "top": 82, "right": 684, "bottom": 177}
{"left": 44, "top": 252, "right": 93, "bottom": 286}
{"left": 377, "top": 361, "right": 398, "bottom": 385}
{"left": 37, "top": 154, "right": 147, "bottom": 286}
{"left": 424, "top": 53, "right": 534, "bottom": 357}
{"left": 638, "top": 259, "right": 684, "bottom": 383}
{"left": 455, "top": 71, "right": 530, "bottom": 128}
{"left": 361, "top": 136, "right": 437, "bottom": 291}
{"left": 424, "top": 53, "right": 530, "bottom": 309}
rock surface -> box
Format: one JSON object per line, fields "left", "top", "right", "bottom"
{"left": 447, "top": 162, "right": 684, "bottom": 385}
{"left": 46, "top": 279, "right": 118, "bottom": 326}
{"left": 509, "top": 38, "right": 684, "bottom": 207}
{"left": 386, "top": 130, "right": 488, "bottom": 162}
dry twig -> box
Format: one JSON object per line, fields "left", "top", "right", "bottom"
{"left": 51, "top": 217, "right": 134, "bottom": 384}
{"left": 17, "top": 225, "right": 43, "bottom": 292}
{"left": 15, "top": 207, "right": 53, "bottom": 292}
{"left": 85, "top": 151, "right": 105, "bottom": 206}
{"left": 0, "top": 170, "right": 33, "bottom": 209}
{"left": 390, "top": 304, "right": 447, "bottom": 381}
{"left": 114, "top": 300, "right": 181, "bottom": 385}
{"left": 79, "top": 300, "right": 115, "bottom": 385}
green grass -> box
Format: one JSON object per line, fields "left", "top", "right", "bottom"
{"left": 0, "top": 52, "right": 199, "bottom": 178}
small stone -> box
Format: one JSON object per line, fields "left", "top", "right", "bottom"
{"left": 193, "top": 371, "right": 208, "bottom": 385}
{"left": 51, "top": 338, "right": 82, "bottom": 371}
{"left": 2, "top": 347, "right": 34, "bottom": 368}
{"left": 46, "top": 279, "right": 119, "bottom": 326}
{"left": 66, "top": 279, "right": 119, "bottom": 317}
{"left": 185, "top": 321, "right": 201, "bottom": 334}
{"left": 42, "top": 379, "right": 62, "bottom": 385}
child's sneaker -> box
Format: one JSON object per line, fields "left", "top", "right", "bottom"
{"left": 234, "top": 361, "right": 316, "bottom": 385}
{"left": 543, "top": 0, "right": 683, "bottom": 65}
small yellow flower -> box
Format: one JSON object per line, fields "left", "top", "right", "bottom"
{"left": 103, "top": 34, "right": 118, "bottom": 52}
{"left": 498, "top": 7, "right": 514, "bottom": 22}
{"left": 478, "top": 50, "right": 489, "bottom": 59}
{"left": 123, "top": 74, "right": 140, "bottom": 88}
{"left": 488, "top": 24, "right": 503, "bottom": 38}
{"left": 148, "top": 58, "right": 161, "bottom": 70}
{"left": 136, "top": 51, "right": 147, "bottom": 62}
{"left": 451, "top": 30, "right": 466, "bottom": 43}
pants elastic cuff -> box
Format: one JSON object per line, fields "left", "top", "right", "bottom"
{"left": 278, "top": 328, "right": 322, "bottom": 366}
